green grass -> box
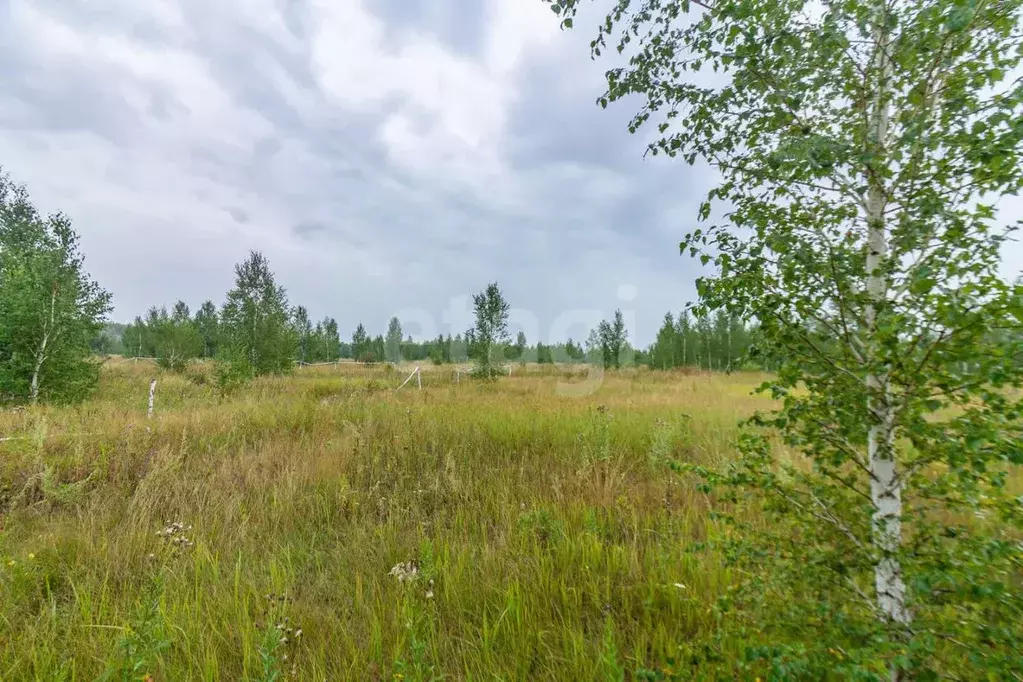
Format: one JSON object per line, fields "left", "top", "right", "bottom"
{"left": 0, "top": 360, "right": 775, "bottom": 681}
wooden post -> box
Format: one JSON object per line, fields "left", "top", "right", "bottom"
{"left": 147, "top": 378, "right": 156, "bottom": 419}
{"left": 416, "top": 367, "right": 422, "bottom": 389}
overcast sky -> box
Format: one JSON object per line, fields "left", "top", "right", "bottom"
{"left": 1, "top": 0, "right": 1020, "bottom": 346}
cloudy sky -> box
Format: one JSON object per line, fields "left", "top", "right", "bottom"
{"left": 1, "top": 0, "right": 1020, "bottom": 346}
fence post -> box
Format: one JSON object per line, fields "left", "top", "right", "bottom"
{"left": 147, "top": 378, "right": 156, "bottom": 419}
{"left": 416, "top": 367, "right": 422, "bottom": 389}
{"left": 396, "top": 366, "right": 421, "bottom": 391}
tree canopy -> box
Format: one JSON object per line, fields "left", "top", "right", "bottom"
{"left": 0, "top": 169, "right": 111, "bottom": 403}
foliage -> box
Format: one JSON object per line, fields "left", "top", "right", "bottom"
{"left": 194, "top": 300, "right": 220, "bottom": 358}
{"left": 219, "top": 251, "right": 297, "bottom": 376}
{"left": 156, "top": 304, "right": 204, "bottom": 372}
{"left": 0, "top": 168, "right": 112, "bottom": 404}
{"left": 536, "top": 341, "right": 555, "bottom": 364}
{"left": 90, "top": 322, "right": 126, "bottom": 356}
{"left": 291, "top": 306, "right": 313, "bottom": 364}
{"left": 549, "top": 0, "right": 1023, "bottom": 677}
{"left": 213, "top": 344, "right": 253, "bottom": 396}
{"left": 351, "top": 323, "right": 371, "bottom": 362}
{"left": 98, "top": 579, "right": 170, "bottom": 682}
{"left": 385, "top": 317, "right": 403, "bottom": 364}
{"left": 466, "top": 282, "right": 511, "bottom": 379}
{"left": 590, "top": 310, "right": 630, "bottom": 369}
{"left": 647, "top": 310, "right": 754, "bottom": 371}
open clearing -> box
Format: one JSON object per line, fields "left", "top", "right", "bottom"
{"left": 1, "top": 361, "right": 777, "bottom": 680}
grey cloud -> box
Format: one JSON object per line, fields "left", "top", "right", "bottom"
{"left": 226, "top": 206, "right": 250, "bottom": 224}
{"left": 0, "top": 0, "right": 724, "bottom": 345}
{"left": 292, "top": 219, "right": 327, "bottom": 239}
{"left": 374, "top": 0, "right": 490, "bottom": 58}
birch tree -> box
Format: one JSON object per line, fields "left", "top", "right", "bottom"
{"left": 219, "top": 251, "right": 296, "bottom": 376}
{"left": 466, "top": 282, "right": 510, "bottom": 378}
{"left": 194, "top": 300, "right": 219, "bottom": 358}
{"left": 549, "top": 0, "right": 1023, "bottom": 678}
{"left": 292, "top": 305, "right": 313, "bottom": 363}
{"left": 0, "top": 170, "right": 111, "bottom": 403}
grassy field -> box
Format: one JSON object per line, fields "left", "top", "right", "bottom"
{"left": 0, "top": 360, "right": 779, "bottom": 681}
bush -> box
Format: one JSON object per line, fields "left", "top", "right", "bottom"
{"left": 213, "top": 347, "right": 253, "bottom": 396}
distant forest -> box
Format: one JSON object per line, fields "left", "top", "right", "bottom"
{"left": 91, "top": 304, "right": 758, "bottom": 372}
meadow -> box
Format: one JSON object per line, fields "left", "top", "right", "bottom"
{"left": 0, "top": 359, "right": 778, "bottom": 681}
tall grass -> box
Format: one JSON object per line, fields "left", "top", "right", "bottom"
{"left": 0, "top": 360, "right": 775, "bottom": 680}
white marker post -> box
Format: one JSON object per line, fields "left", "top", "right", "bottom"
{"left": 147, "top": 378, "right": 156, "bottom": 419}
{"left": 397, "top": 366, "right": 421, "bottom": 391}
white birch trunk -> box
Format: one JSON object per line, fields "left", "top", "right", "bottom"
{"left": 147, "top": 378, "right": 157, "bottom": 419}
{"left": 865, "top": 4, "right": 909, "bottom": 670}
{"left": 29, "top": 332, "right": 48, "bottom": 404}
{"left": 29, "top": 287, "right": 59, "bottom": 404}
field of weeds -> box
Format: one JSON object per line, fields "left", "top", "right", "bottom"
{"left": 0, "top": 359, "right": 777, "bottom": 681}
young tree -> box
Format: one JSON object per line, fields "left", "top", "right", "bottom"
{"left": 0, "top": 171, "right": 112, "bottom": 403}
{"left": 385, "top": 316, "right": 403, "bottom": 363}
{"left": 194, "top": 300, "right": 219, "bottom": 358}
{"left": 219, "top": 251, "right": 297, "bottom": 376}
{"left": 650, "top": 312, "right": 678, "bottom": 370}
{"left": 151, "top": 301, "right": 202, "bottom": 372}
{"left": 509, "top": 330, "right": 528, "bottom": 362}
{"left": 171, "top": 301, "right": 190, "bottom": 324}
{"left": 466, "top": 282, "right": 511, "bottom": 378}
{"left": 675, "top": 310, "right": 692, "bottom": 368}
{"left": 597, "top": 309, "right": 628, "bottom": 369}
{"left": 292, "top": 305, "right": 313, "bottom": 363}
{"left": 450, "top": 333, "right": 468, "bottom": 364}
{"left": 318, "top": 317, "right": 340, "bottom": 362}
{"left": 550, "top": 0, "right": 1023, "bottom": 678}
{"left": 351, "top": 323, "right": 371, "bottom": 362}
{"left": 584, "top": 327, "right": 603, "bottom": 366}
{"left": 122, "top": 317, "right": 146, "bottom": 359}
{"left": 564, "top": 338, "right": 582, "bottom": 362}
{"left": 536, "top": 341, "right": 555, "bottom": 364}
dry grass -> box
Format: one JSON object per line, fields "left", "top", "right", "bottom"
{"left": 0, "top": 360, "right": 776, "bottom": 681}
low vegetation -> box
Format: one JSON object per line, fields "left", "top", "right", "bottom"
{"left": 1, "top": 360, "right": 774, "bottom": 681}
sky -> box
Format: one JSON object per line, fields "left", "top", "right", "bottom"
{"left": 0, "top": 0, "right": 1020, "bottom": 346}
